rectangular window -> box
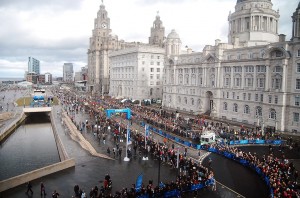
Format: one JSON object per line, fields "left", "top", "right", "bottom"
{"left": 157, "top": 68, "right": 160, "bottom": 72}
{"left": 232, "top": 92, "right": 235, "bottom": 99}
{"left": 295, "top": 96, "right": 300, "bottom": 106}
{"left": 150, "top": 68, "right": 154, "bottom": 72}
{"left": 258, "top": 78, "right": 265, "bottom": 88}
{"left": 274, "top": 96, "right": 278, "bottom": 104}
{"left": 156, "top": 74, "right": 160, "bottom": 79}
{"left": 157, "top": 56, "right": 160, "bottom": 59}
{"left": 227, "top": 92, "right": 229, "bottom": 99}
{"left": 297, "top": 63, "right": 300, "bottom": 72}
{"left": 243, "top": 93, "right": 246, "bottom": 101}
{"left": 150, "top": 62, "right": 154, "bottom": 65}
{"left": 260, "top": 94, "right": 264, "bottom": 102}
{"left": 268, "top": 95, "right": 272, "bottom": 103}
{"left": 225, "top": 78, "right": 230, "bottom": 86}
{"left": 150, "top": 74, "right": 154, "bottom": 79}
{"left": 248, "top": 93, "right": 251, "bottom": 101}
{"left": 151, "top": 55, "right": 154, "bottom": 59}
{"left": 255, "top": 94, "right": 258, "bottom": 101}
{"left": 294, "top": 112, "right": 300, "bottom": 122}
{"left": 296, "top": 79, "right": 300, "bottom": 89}
{"left": 157, "top": 62, "right": 160, "bottom": 66}
{"left": 298, "top": 50, "right": 300, "bottom": 57}
{"left": 142, "top": 67, "right": 145, "bottom": 71}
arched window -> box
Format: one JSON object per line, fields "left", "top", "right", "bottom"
{"left": 245, "top": 74, "right": 253, "bottom": 87}
{"left": 272, "top": 74, "right": 282, "bottom": 90}
{"left": 255, "top": 106, "right": 262, "bottom": 117}
{"left": 198, "top": 99, "right": 201, "bottom": 107}
{"left": 257, "top": 74, "right": 266, "bottom": 88}
{"left": 191, "top": 74, "right": 196, "bottom": 85}
{"left": 224, "top": 74, "right": 231, "bottom": 87}
{"left": 234, "top": 74, "right": 242, "bottom": 88}
{"left": 150, "top": 88, "right": 153, "bottom": 96}
{"left": 179, "top": 74, "right": 183, "bottom": 84}
{"left": 198, "top": 75, "right": 203, "bottom": 86}
{"left": 184, "top": 97, "right": 187, "bottom": 104}
{"left": 223, "top": 102, "right": 228, "bottom": 110}
{"left": 269, "top": 109, "right": 276, "bottom": 119}
{"left": 210, "top": 74, "right": 215, "bottom": 87}
{"left": 244, "top": 105, "right": 250, "bottom": 114}
{"left": 185, "top": 74, "right": 189, "bottom": 85}
{"left": 233, "top": 103, "right": 238, "bottom": 112}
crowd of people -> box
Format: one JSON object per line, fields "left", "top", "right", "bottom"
{"left": 55, "top": 91, "right": 217, "bottom": 197}
{"left": 208, "top": 143, "right": 300, "bottom": 197}
{"left": 54, "top": 90, "right": 299, "bottom": 197}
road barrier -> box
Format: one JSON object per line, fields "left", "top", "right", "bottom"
{"left": 139, "top": 121, "right": 276, "bottom": 197}
{"left": 137, "top": 178, "right": 215, "bottom": 198}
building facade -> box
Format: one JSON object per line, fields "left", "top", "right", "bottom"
{"left": 163, "top": 0, "right": 300, "bottom": 133}
{"left": 109, "top": 45, "right": 165, "bottom": 101}
{"left": 87, "top": 2, "right": 165, "bottom": 96}
{"left": 28, "top": 57, "right": 40, "bottom": 75}
{"left": 63, "top": 63, "right": 74, "bottom": 82}
{"left": 44, "top": 72, "right": 52, "bottom": 84}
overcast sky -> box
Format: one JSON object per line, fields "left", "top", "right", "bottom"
{"left": 0, "top": 0, "right": 298, "bottom": 78}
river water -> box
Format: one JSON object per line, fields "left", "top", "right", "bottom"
{"left": 0, "top": 113, "right": 60, "bottom": 180}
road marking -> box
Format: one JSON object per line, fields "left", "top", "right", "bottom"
{"left": 215, "top": 180, "right": 246, "bottom": 198}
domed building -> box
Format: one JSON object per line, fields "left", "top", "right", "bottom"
{"left": 163, "top": 0, "right": 300, "bottom": 133}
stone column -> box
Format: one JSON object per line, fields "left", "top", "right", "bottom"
{"left": 241, "top": 66, "right": 245, "bottom": 88}
{"left": 203, "top": 67, "right": 207, "bottom": 86}
{"left": 230, "top": 67, "right": 234, "bottom": 88}
{"left": 282, "top": 63, "right": 287, "bottom": 92}
{"left": 265, "top": 65, "right": 270, "bottom": 91}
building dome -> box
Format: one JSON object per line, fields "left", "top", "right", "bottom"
{"left": 167, "top": 29, "right": 180, "bottom": 39}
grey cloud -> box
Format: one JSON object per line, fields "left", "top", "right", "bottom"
{"left": 0, "top": 0, "right": 83, "bottom": 11}
{"left": 135, "top": 0, "right": 194, "bottom": 6}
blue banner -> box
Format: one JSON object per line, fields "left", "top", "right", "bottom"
{"left": 145, "top": 125, "right": 149, "bottom": 137}
{"left": 127, "top": 128, "right": 131, "bottom": 145}
{"left": 135, "top": 173, "right": 143, "bottom": 192}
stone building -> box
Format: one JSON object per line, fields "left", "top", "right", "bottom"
{"left": 109, "top": 45, "right": 165, "bottom": 101}
{"left": 87, "top": 2, "right": 136, "bottom": 96}
{"left": 163, "top": 0, "right": 300, "bottom": 133}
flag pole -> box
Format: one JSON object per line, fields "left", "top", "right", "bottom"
{"left": 124, "top": 119, "right": 130, "bottom": 161}
{"left": 143, "top": 124, "right": 148, "bottom": 160}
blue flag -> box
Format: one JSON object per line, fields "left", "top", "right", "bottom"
{"left": 145, "top": 124, "right": 149, "bottom": 137}
{"left": 127, "top": 128, "right": 132, "bottom": 145}
{"left": 159, "top": 181, "right": 166, "bottom": 188}
{"left": 135, "top": 173, "right": 143, "bottom": 192}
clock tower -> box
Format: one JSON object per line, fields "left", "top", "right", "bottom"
{"left": 149, "top": 12, "right": 165, "bottom": 47}
{"left": 87, "top": 1, "right": 118, "bottom": 96}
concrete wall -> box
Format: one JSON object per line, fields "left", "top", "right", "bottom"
{"left": 0, "top": 159, "right": 75, "bottom": 192}
{"left": 50, "top": 110, "right": 69, "bottom": 161}
{"left": 0, "top": 112, "right": 25, "bottom": 143}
